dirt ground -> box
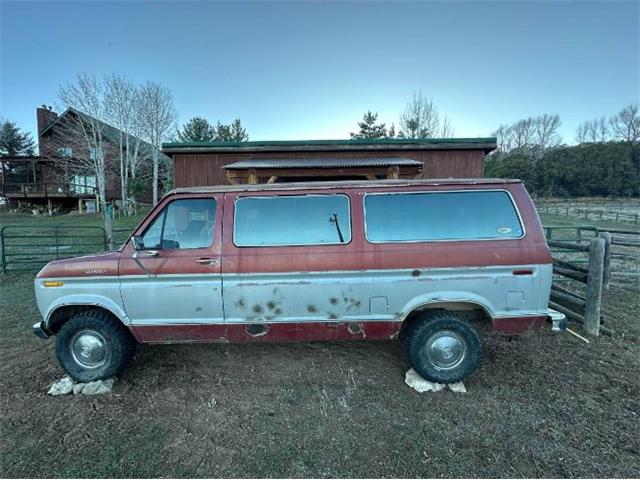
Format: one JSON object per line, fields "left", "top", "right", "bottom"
{"left": 1, "top": 270, "right": 639, "bottom": 478}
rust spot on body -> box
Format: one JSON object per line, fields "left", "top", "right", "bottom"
{"left": 253, "top": 305, "right": 263, "bottom": 314}
{"left": 329, "top": 297, "right": 338, "bottom": 305}
{"left": 267, "top": 301, "right": 277, "bottom": 310}
{"left": 347, "top": 322, "right": 365, "bottom": 335}
{"left": 307, "top": 305, "right": 317, "bottom": 313}
{"left": 246, "top": 323, "right": 268, "bottom": 337}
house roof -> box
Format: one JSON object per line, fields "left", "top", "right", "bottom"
{"left": 162, "top": 137, "right": 497, "bottom": 154}
{"left": 39, "top": 107, "right": 170, "bottom": 161}
{"left": 223, "top": 157, "right": 423, "bottom": 170}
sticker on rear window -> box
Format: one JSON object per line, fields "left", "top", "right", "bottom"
{"left": 497, "top": 227, "right": 513, "bottom": 235}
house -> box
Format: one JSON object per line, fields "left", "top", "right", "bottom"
{"left": 162, "top": 137, "right": 497, "bottom": 187}
{"left": 0, "top": 106, "right": 169, "bottom": 211}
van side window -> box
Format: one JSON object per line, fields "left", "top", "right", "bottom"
{"left": 364, "top": 191, "right": 523, "bottom": 242}
{"left": 142, "top": 198, "right": 217, "bottom": 250}
{"left": 234, "top": 195, "right": 351, "bottom": 246}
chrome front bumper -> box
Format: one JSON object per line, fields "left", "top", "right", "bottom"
{"left": 32, "top": 321, "right": 50, "bottom": 340}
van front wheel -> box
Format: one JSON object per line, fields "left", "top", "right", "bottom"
{"left": 406, "top": 311, "right": 481, "bottom": 384}
{"left": 55, "top": 310, "right": 136, "bottom": 382}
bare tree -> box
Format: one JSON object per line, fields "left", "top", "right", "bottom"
{"left": 596, "top": 116, "right": 610, "bottom": 141}
{"left": 493, "top": 124, "right": 515, "bottom": 154}
{"left": 576, "top": 116, "right": 611, "bottom": 144}
{"left": 575, "top": 122, "right": 588, "bottom": 144}
{"left": 104, "top": 76, "right": 153, "bottom": 214}
{"left": 510, "top": 118, "right": 536, "bottom": 150}
{"left": 138, "top": 82, "right": 176, "bottom": 205}
{"left": 399, "top": 92, "right": 453, "bottom": 138}
{"left": 533, "top": 114, "right": 561, "bottom": 151}
{"left": 105, "top": 75, "right": 136, "bottom": 214}
{"left": 440, "top": 115, "right": 455, "bottom": 138}
{"left": 58, "top": 74, "right": 114, "bottom": 243}
{"left": 494, "top": 114, "right": 559, "bottom": 156}
{"left": 609, "top": 103, "right": 640, "bottom": 142}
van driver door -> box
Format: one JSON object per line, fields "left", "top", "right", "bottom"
{"left": 119, "top": 194, "right": 224, "bottom": 337}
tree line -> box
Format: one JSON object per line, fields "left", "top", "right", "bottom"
{"left": 486, "top": 103, "right": 640, "bottom": 197}
{"left": 349, "top": 92, "right": 455, "bottom": 140}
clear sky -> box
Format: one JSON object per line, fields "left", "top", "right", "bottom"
{"left": 1, "top": 0, "right": 638, "bottom": 144}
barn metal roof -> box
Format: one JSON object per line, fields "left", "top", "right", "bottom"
{"left": 223, "top": 157, "right": 422, "bottom": 170}
{"left": 162, "top": 137, "right": 497, "bottom": 154}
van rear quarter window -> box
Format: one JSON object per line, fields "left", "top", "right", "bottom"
{"left": 364, "top": 190, "right": 523, "bottom": 242}
{"left": 234, "top": 194, "right": 351, "bottom": 246}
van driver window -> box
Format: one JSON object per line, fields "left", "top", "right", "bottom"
{"left": 142, "top": 198, "right": 216, "bottom": 250}
{"left": 234, "top": 194, "right": 351, "bottom": 246}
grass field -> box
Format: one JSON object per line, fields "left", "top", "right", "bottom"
{"left": 1, "top": 208, "right": 639, "bottom": 478}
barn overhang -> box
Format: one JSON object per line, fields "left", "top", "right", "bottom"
{"left": 222, "top": 157, "right": 423, "bottom": 184}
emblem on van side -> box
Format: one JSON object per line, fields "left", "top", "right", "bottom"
{"left": 84, "top": 268, "right": 108, "bottom": 275}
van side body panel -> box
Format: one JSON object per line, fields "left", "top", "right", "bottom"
{"left": 35, "top": 180, "right": 553, "bottom": 343}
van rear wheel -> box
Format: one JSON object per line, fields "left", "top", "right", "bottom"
{"left": 55, "top": 310, "right": 137, "bottom": 382}
{"left": 406, "top": 311, "right": 481, "bottom": 384}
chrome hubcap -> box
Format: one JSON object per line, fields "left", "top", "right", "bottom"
{"left": 70, "top": 330, "right": 108, "bottom": 369}
{"left": 425, "top": 330, "right": 467, "bottom": 371}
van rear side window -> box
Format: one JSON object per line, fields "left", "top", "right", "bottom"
{"left": 364, "top": 190, "right": 523, "bottom": 242}
{"left": 234, "top": 194, "right": 351, "bottom": 246}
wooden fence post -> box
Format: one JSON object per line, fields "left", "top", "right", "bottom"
{"left": 600, "top": 232, "right": 612, "bottom": 290}
{"left": 584, "top": 237, "right": 605, "bottom": 336}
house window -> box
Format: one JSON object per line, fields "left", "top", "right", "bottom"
{"left": 364, "top": 190, "right": 524, "bottom": 243}
{"left": 233, "top": 194, "right": 351, "bottom": 246}
{"left": 89, "top": 147, "right": 103, "bottom": 160}
{"left": 58, "top": 147, "right": 72, "bottom": 157}
{"left": 71, "top": 175, "right": 97, "bottom": 194}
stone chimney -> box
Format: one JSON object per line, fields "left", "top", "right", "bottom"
{"left": 36, "top": 105, "right": 58, "bottom": 137}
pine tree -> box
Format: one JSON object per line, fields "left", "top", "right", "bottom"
{"left": 388, "top": 123, "right": 396, "bottom": 138}
{"left": 0, "top": 120, "right": 36, "bottom": 156}
{"left": 175, "top": 117, "right": 216, "bottom": 142}
{"left": 350, "top": 111, "right": 388, "bottom": 139}
{"left": 215, "top": 118, "right": 249, "bottom": 142}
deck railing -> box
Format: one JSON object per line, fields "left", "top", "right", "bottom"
{"left": 0, "top": 182, "right": 97, "bottom": 198}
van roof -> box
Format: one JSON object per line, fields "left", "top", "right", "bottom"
{"left": 170, "top": 178, "right": 522, "bottom": 195}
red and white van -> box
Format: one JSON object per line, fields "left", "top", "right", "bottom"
{"left": 33, "top": 179, "right": 563, "bottom": 384}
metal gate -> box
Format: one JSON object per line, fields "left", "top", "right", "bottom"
{"left": 1, "top": 225, "right": 108, "bottom": 273}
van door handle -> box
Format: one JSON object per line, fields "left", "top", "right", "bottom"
{"left": 196, "top": 257, "right": 220, "bottom": 266}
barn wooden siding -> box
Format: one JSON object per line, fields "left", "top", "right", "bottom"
{"left": 172, "top": 149, "right": 486, "bottom": 188}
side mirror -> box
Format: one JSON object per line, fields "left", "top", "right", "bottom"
{"left": 132, "top": 235, "right": 144, "bottom": 251}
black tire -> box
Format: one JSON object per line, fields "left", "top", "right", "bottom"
{"left": 55, "top": 310, "right": 137, "bottom": 382}
{"left": 406, "top": 311, "right": 482, "bottom": 384}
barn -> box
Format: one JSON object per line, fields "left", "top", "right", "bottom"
{"left": 162, "top": 137, "right": 497, "bottom": 187}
